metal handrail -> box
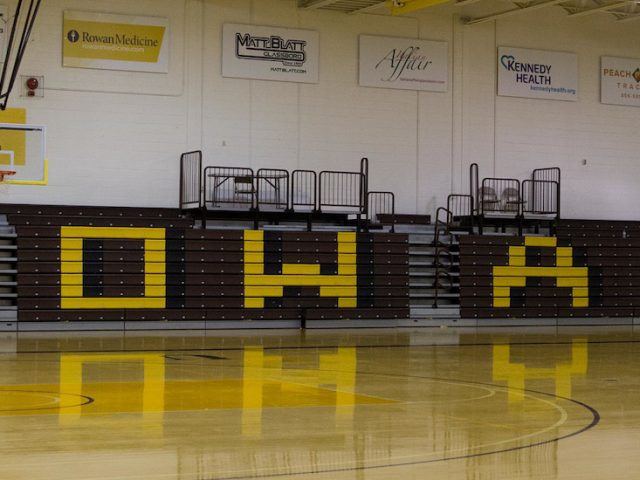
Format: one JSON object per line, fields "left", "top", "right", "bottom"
{"left": 433, "top": 206, "right": 453, "bottom": 308}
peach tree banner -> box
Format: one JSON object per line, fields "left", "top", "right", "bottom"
{"left": 601, "top": 56, "right": 640, "bottom": 107}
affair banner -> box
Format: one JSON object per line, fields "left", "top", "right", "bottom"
{"left": 601, "top": 56, "right": 640, "bottom": 107}
{"left": 63, "top": 11, "right": 169, "bottom": 73}
{"left": 222, "top": 24, "right": 319, "bottom": 84}
{"left": 498, "top": 47, "right": 577, "bottom": 102}
{"left": 359, "top": 35, "right": 448, "bottom": 92}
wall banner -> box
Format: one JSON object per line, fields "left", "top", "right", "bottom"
{"left": 498, "top": 47, "right": 578, "bottom": 102}
{"left": 63, "top": 11, "right": 169, "bottom": 73}
{"left": 359, "top": 35, "right": 448, "bottom": 92}
{"left": 222, "top": 24, "right": 319, "bottom": 84}
{"left": 601, "top": 56, "right": 640, "bottom": 107}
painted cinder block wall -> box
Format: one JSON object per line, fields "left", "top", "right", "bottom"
{"left": 3, "top": 0, "right": 640, "bottom": 220}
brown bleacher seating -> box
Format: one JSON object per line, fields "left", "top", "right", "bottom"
{"left": 15, "top": 225, "right": 410, "bottom": 323}
{"left": 459, "top": 226, "right": 640, "bottom": 320}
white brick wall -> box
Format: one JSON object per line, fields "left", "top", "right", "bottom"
{"left": 4, "top": 0, "right": 640, "bottom": 220}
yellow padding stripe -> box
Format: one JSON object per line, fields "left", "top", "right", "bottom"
{"left": 244, "top": 241, "right": 264, "bottom": 252}
{"left": 60, "top": 238, "right": 83, "bottom": 250}
{"left": 556, "top": 257, "right": 573, "bottom": 267}
{"left": 244, "top": 263, "right": 264, "bottom": 275}
{"left": 320, "top": 286, "right": 357, "bottom": 297}
{"left": 244, "top": 252, "right": 265, "bottom": 264}
{"left": 245, "top": 275, "right": 357, "bottom": 287}
{"left": 61, "top": 298, "right": 166, "bottom": 309}
{"left": 281, "top": 264, "right": 321, "bottom": 275}
{"left": 557, "top": 277, "right": 588, "bottom": 287}
{"left": 338, "top": 243, "right": 356, "bottom": 254}
{"left": 244, "top": 230, "right": 264, "bottom": 241}
{"left": 509, "top": 246, "right": 526, "bottom": 257}
{"left": 60, "top": 274, "right": 82, "bottom": 286}
{"left": 509, "top": 255, "right": 526, "bottom": 267}
{"left": 245, "top": 286, "right": 284, "bottom": 297}
{"left": 493, "top": 287, "right": 511, "bottom": 297}
{"left": 556, "top": 247, "right": 573, "bottom": 257}
{"left": 493, "top": 266, "right": 588, "bottom": 278}
{"left": 494, "top": 297, "right": 511, "bottom": 308}
{"left": 338, "top": 232, "right": 356, "bottom": 243}
{"left": 493, "top": 277, "right": 527, "bottom": 287}
{"left": 145, "top": 240, "right": 166, "bottom": 251}
{"left": 245, "top": 297, "right": 264, "bottom": 308}
{"left": 145, "top": 251, "right": 166, "bottom": 263}
{"left": 60, "top": 262, "right": 82, "bottom": 274}
{"left": 524, "top": 236, "right": 557, "bottom": 247}
{"left": 572, "top": 287, "right": 589, "bottom": 297}
{"left": 61, "top": 250, "right": 82, "bottom": 262}
{"left": 339, "top": 298, "right": 358, "bottom": 308}
{"left": 573, "top": 297, "right": 589, "bottom": 308}
{"left": 61, "top": 226, "right": 165, "bottom": 239}
{"left": 338, "top": 265, "right": 357, "bottom": 275}
{"left": 146, "top": 263, "right": 166, "bottom": 274}
{"left": 338, "top": 254, "right": 356, "bottom": 265}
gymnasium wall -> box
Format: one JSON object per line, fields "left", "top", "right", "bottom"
{"left": 3, "top": 0, "right": 640, "bottom": 220}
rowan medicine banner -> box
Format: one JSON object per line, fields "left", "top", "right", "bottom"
{"left": 222, "top": 24, "right": 319, "bottom": 84}
{"left": 63, "top": 11, "right": 169, "bottom": 73}
{"left": 359, "top": 35, "right": 448, "bottom": 92}
{"left": 601, "top": 56, "right": 640, "bottom": 107}
{"left": 498, "top": 47, "right": 578, "bottom": 102}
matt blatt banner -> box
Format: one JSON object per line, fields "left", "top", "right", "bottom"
{"left": 63, "top": 11, "right": 169, "bottom": 73}
{"left": 359, "top": 35, "right": 448, "bottom": 92}
{"left": 498, "top": 47, "right": 577, "bottom": 102}
{"left": 601, "top": 56, "right": 640, "bottom": 107}
{"left": 222, "top": 24, "right": 319, "bottom": 84}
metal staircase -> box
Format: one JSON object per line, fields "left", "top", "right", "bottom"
{"left": 0, "top": 216, "right": 17, "bottom": 324}
{"left": 405, "top": 221, "right": 461, "bottom": 320}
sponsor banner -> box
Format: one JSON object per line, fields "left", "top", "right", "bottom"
{"left": 601, "top": 56, "right": 640, "bottom": 107}
{"left": 498, "top": 47, "right": 577, "bottom": 102}
{"left": 222, "top": 24, "right": 319, "bottom": 84}
{"left": 63, "top": 11, "right": 169, "bottom": 73}
{"left": 359, "top": 35, "right": 448, "bottom": 92}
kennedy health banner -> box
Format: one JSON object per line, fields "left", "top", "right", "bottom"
{"left": 222, "top": 24, "right": 319, "bottom": 84}
{"left": 359, "top": 35, "right": 448, "bottom": 92}
{"left": 63, "top": 11, "right": 169, "bottom": 73}
{"left": 601, "top": 56, "right": 640, "bottom": 107}
{"left": 498, "top": 47, "right": 577, "bottom": 102}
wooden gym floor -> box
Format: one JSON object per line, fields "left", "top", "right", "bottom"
{"left": 0, "top": 326, "right": 638, "bottom": 479}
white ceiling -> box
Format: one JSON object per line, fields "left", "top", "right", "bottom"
{"left": 298, "top": 0, "right": 640, "bottom": 24}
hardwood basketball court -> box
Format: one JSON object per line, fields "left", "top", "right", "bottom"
{"left": 0, "top": 326, "right": 636, "bottom": 479}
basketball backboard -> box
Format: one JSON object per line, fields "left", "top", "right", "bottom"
{"left": 0, "top": 122, "right": 47, "bottom": 185}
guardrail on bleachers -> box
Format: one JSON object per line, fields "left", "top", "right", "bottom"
{"left": 367, "top": 191, "right": 395, "bottom": 233}
{"left": 179, "top": 153, "right": 373, "bottom": 230}
{"left": 179, "top": 151, "right": 202, "bottom": 211}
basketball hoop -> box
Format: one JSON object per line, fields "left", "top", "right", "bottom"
{"left": 0, "top": 170, "right": 16, "bottom": 181}
{"left": 0, "top": 0, "right": 43, "bottom": 110}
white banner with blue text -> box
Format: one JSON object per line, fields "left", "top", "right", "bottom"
{"left": 359, "top": 35, "right": 448, "bottom": 92}
{"left": 601, "top": 56, "right": 640, "bottom": 107}
{"left": 498, "top": 47, "right": 578, "bottom": 102}
{"left": 222, "top": 24, "right": 319, "bottom": 84}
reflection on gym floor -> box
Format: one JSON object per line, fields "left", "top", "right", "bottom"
{"left": 0, "top": 328, "right": 637, "bottom": 480}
